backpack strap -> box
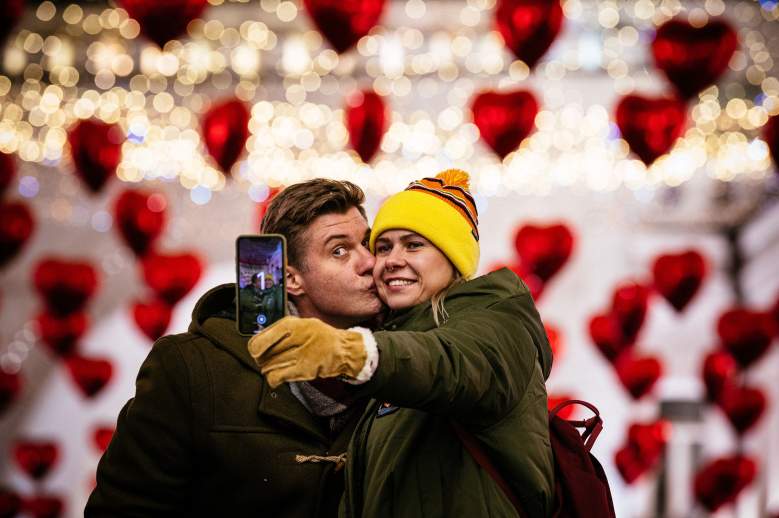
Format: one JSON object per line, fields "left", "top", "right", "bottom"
{"left": 550, "top": 399, "right": 603, "bottom": 452}
{"left": 450, "top": 420, "right": 529, "bottom": 518}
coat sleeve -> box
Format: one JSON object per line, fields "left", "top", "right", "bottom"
{"left": 359, "top": 294, "right": 549, "bottom": 426}
{"left": 85, "top": 336, "right": 196, "bottom": 517}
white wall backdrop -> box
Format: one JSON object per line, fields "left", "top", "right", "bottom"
{"left": 1, "top": 169, "right": 777, "bottom": 517}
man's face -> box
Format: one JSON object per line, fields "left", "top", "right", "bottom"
{"left": 289, "top": 206, "right": 381, "bottom": 328}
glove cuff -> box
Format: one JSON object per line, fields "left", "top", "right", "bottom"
{"left": 345, "top": 326, "right": 379, "bottom": 384}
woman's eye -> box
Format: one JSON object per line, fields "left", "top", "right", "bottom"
{"left": 407, "top": 241, "right": 424, "bottom": 249}
{"left": 333, "top": 246, "right": 347, "bottom": 257}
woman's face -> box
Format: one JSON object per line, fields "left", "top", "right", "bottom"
{"left": 373, "top": 230, "right": 455, "bottom": 310}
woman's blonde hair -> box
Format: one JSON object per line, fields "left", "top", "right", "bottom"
{"left": 430, "top": 272, "right": 465, "bottom": 327}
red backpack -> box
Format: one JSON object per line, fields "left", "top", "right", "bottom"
{"left": 452, "top": 399, "right": 616, "bottom": 518}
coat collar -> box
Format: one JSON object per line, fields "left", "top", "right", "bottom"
{"left": 381, "top": 269, "right": 527, "bottom": 330}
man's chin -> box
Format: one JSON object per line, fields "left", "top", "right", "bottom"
{"left": 352, "top": 296, "right": 383, "bottom": 323}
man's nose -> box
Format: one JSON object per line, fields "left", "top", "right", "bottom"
{"left": 356, "top": 244, "right": 376, "bottom": 274}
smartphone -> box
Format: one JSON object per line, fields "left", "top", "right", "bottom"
{"left": 235, "top": 234, "right": 287, "bottom": 336}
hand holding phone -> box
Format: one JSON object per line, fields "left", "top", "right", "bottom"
{"left": 236, "top": 235, "right": 287, "bottom": 335}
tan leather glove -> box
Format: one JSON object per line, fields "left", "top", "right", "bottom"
{"left": 247, "top": 316, "right": 373, "bottom": 388}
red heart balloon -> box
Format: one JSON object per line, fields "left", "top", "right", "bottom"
{"left": 702, "top": 350, "right": 737, "bottom": 402}
{"left": 472, "top": 89, "right": 539, "bottom": 159}
{"left": 764, "top": 114, "right": 779, "bottom": 171}
{"left": 92, "top": 425, "right": 115, "bottom": 452}
{"left": 119, "top": 0, "right": 207, "bottom": 48}
{"left": 718, "top": 385, "right": 766, "bottom": 435}
{"left": 0, "top": 0, "right": 24, "bottom": 46}
{"left": 202, "top": 98, "right": 250, "bottom": 175}
{"left": 652, "top": 250, "right": 707, "bottom": 312}
{"left": 494, "top": 0, "right": 563, "bottom": 69}
{"left": 345, "top": 90, "right": 387, "bottom": 164}
{"left": 0, "top": 201, "right": 34, "bottom": 268}
{"left": 0, "top": 151, "right": 16, "bottom": 197}
{"left": 65, "top": 355, "right": 113, "bottom": 398}
{"left": 513, "top": 223, "right": 573, "bottom": 283}
{"left": 114, "top": 189, "right": 166, "bottom": 256}
{"left": 614, "top": 444, "right": 650, "bottom": 484}
{"left": 132, "top": 299, "right": 172, "bottom": 341}
{"left": 651, "top": 18, "right": 738, "bottom": 100}
{"left": 23, "top": 495, "right": 64, "bottom": 518}
{"left": 13, "top": 440, "right": 59, "bottom": 480}
{"left": 694, "top": 455, "right": 756, "bottom": 512}
{"left": 544, "top": 323, "right": 563, "bottom": 360}
{"left": 615, "top": 94, "right": 687, "bottom": 166}
{"left": 627, "top": 420, "right": 670, "bottom": 464}
{"left": 0, "top": 486, "right": 23, "bottom": 518}
{"left": 33, "top": 258, "right": 99, "bottom": 316}
{"left": 717, "top": 308, "right": 775, "bottom": 368}
{"left": 611, "top": 282, "right": 651, "bottom": 344}
{"left": 141, "top": 252, "right": 203, "bottom": 305}
{"left": 303, "top": 0, "right": 386, "bottom": 54}
{"left": 615, "top": 421, "right": 670, "bottom": 485}
{"left": 35, "top": 311, "right": 88, "bottom": 357}
{"left": 547, "top": 394, "right": 576, "bottom": 419}
{"left": 68, "top": 119, "right": 123, "bottom": 194}
{"left": 0, "top": 371, "right": 21, "bottom": 417}
{"left": 772, "top": 294, "right": 779, "bottom": 332}
{"left": 588, "top": 312, "right": 631, "bottom": 363}
{"left": 488, "top": 262, "right": 544, "bottom": 300}
{"left": 615, "top": 354, "right": 662, "bottom": 400}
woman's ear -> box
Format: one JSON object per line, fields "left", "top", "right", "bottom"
{"left": 286, "top": 265, "right": 305, "bottom": 297}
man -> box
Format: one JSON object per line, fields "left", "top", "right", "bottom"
{"left": 85, "top": 179, "right": 382, "bottom": 517}
{"left": 259, "top": 274, "right": 284, "bottom": 327}
{"left": 238, "top": 272, "right": 266, "bottom": 329}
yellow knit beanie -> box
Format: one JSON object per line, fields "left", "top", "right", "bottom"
{"left": 370, "top": 169, "right": 480, "bottom": 278}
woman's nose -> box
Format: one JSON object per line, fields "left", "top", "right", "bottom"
{"left": 384, "top": 247, "right": 405, "bottom": 269}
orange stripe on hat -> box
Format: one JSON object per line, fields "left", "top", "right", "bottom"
{"left": 406, "top": 169, "right": 479, "bottom": 241}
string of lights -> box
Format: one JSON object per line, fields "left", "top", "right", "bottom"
{"left": 0, "top": 0, "right": 777, "bottom": 201}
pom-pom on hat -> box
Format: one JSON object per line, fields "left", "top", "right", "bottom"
{"left": 369, "top": 169, "right": 480, "bottom": 278}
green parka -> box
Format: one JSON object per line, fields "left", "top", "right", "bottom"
{"left": 341, "top": 269, "right": 554, "bottom": 518}
{"left": 86, "top": 284, "right": 363, "bottom": 517}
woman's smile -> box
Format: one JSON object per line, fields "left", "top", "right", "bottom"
{"left": 373, "top": 230, "right": 455, "bottom": 310}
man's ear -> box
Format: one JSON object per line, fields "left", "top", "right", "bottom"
{"left": 286, "top": 265, "right": 305, "bottom": 297}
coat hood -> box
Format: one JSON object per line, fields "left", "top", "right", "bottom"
{"left": 187, "top": 283, "right": 261, "bottom": 375}
{"left": 450, "top": 268, "right": 553, "bottom": 379}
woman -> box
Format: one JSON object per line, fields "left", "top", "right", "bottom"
{"left": 250, "top": 170, "right": 554, "bottom": 517}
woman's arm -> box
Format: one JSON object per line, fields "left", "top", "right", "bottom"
{"left": 360, "top": 293, "right": 550, "bottom": 425}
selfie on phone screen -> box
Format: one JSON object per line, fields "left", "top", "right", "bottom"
{"left": 236, "top": 236, "right": 286, "bottom": 335}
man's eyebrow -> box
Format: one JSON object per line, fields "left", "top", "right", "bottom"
{"left": 323, "top": 234, "right": 349, "bottom": 246}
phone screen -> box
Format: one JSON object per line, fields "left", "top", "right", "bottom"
{"left": 235, "top": 235, "right": 287, "bottom": 335}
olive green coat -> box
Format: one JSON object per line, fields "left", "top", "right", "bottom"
{"left": 341, "top": 269, "right": 554, "bottom": 518}
{"left": 86, "top": 284, "right": 362, "bottom": 517}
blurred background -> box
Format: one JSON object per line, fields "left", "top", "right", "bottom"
{"left": 1, "top": 0, "right": 778, "bottom": 516}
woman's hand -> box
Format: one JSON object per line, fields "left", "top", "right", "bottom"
{"left": 247, "top": 316, "right": 373, "bottom": 388}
